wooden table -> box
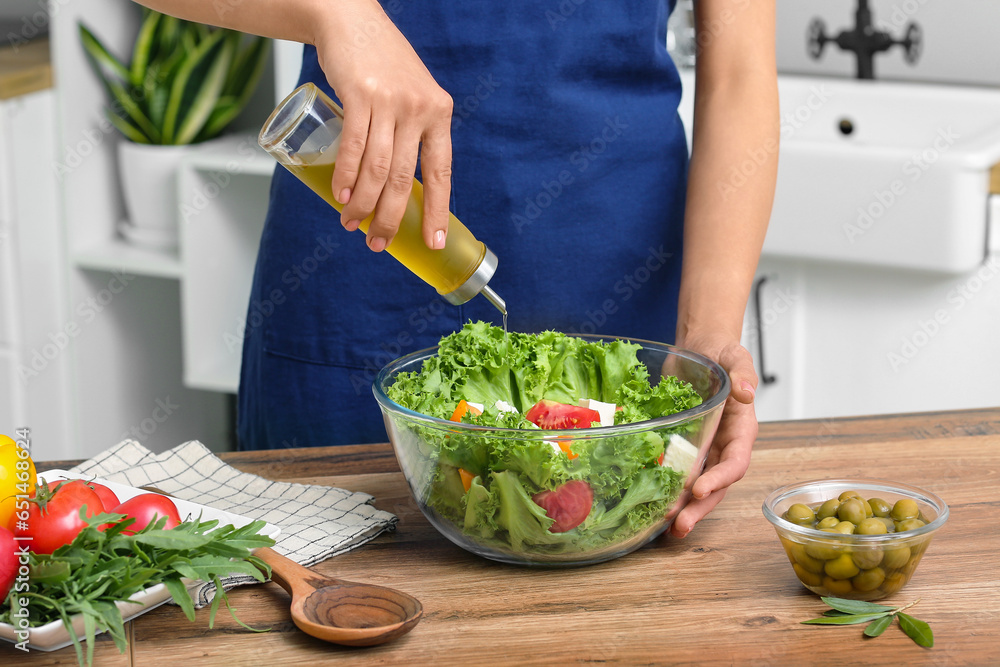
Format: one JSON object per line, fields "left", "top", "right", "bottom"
{"left": 12, "top": 408, "right": 1000, "bottom": 666}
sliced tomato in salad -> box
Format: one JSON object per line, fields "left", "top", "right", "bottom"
{"left": 532, "top": 480, "right": 594, "bottom": 533}
{"left": 525, "top": 400, "right": 600, "bottom": 430}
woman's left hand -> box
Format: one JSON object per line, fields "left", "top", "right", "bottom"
{"left": 670, "top": 338, "right": 759, "bottom": 538}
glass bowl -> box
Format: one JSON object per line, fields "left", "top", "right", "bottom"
{"left": 762, "top": 479, "right": 948, "bottom": 600}
{"left": 373, "top": 335, "right": 729, "bottom": 566}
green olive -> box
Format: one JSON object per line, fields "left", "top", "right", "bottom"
{"left": 852, "top": 567, "right": 886, "bottom": 592}
{"left": 833, "top": 521, "right": 856, "bottom": 534}
{"left": 895, "top": 518, "right": 926, "bottom": 533}
{"left": 822, "top": 575, "right": 854, "bottom": 596}
{"left": 785, "top": 503, "right": 816, "bottom": 526}
{"left": 816, "top": 516, "right": 841, "bottom": 530}
{"left": 824, "top": 553, "right": 861, "bottom": 580}
{"left": 875, "top": 517, "right": 896, "bottom": 532}
{"left": 891, "top": 498, "right": 920, "bottom": 521}
{"left": 838, "top": 490, "right": 862, "bottom": 501}
{"left": 806, "top": 533, "right": 844, "bottom": 560}
{"left": 880, "top": 571, "right": 908, "bottom": 594}
{"left": 861, "top": 499, "right": 874, "bottom": 518}
{"left": 903, "top": 553, "right": 924, "bottom": 576}
{"left": 793, "top": 562, "right": 823, "bottom": 587}
{"left": 837, "top": 498, "right": 866, "bottom": 525}
{"left": 790, "top": 544, "right": 826, "bottom": 574}
{"left": 868, "top": 497, "right": 892, "bottom": 517}
{"left": 881, "top": 546, "right": 911, "bottom": 569}
{"left": 851, "top": 547, "right": 884, "bottom": 570}
{"left": 856, "top": 517, "right": 889, "bottom": 535}
{"left": 816, "top": 498, "right": 841, "bottom": 520}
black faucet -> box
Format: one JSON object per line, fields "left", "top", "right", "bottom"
{"left": 807, "top": 0, "right": 922, "bottom": 80}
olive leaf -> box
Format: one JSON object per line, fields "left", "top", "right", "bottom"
{"left": 802, "top": 611, "right": 892, "bottom": 626}
{"left": 820, "top": 597, "right": 894, "bottom": 615}
{"left": 863, "top": 614, "right": 894, "bottom": 637}
{"left": 802, "top": 597, "right": 933, "bottom": 648}
{"left": 898, "top": 612, "right": 934, "bottom": 647}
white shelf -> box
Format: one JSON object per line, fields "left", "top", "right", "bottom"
{"left": 178, "top": 147, "right": 271, "bottom": 393}
{"left": 73, "top": 236, "right": 182, "bottom": 279}
{"left": 181, "top": 133, "right": 275, "bottom": 176}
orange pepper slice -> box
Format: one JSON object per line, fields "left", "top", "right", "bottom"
{"left": 449, "top": 399, "right": 483, "bottom": 423}
{"left": 556, "top": 438, "right": 579, "bottom": 460}
{"left": 459, "top": 468, "right": 476, "bottom": 492}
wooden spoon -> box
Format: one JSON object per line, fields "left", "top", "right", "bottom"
{"left": 254, "top": 547, "right": 423, "bottom": 646}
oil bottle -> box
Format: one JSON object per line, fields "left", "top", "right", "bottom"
{"left": 258, "top": 83, "right": 506, "bottom": 315}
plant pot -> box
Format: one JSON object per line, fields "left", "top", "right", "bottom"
{"left": 116, "top": 141, "right": 192, "bottom": 250}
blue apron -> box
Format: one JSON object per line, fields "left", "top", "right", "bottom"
{"left": 238, "top": 0, "right": 688, "bottom": 449}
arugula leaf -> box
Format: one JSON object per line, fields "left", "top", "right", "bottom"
{"left": 0, "top": 513, "right": 275, "bottom": 667}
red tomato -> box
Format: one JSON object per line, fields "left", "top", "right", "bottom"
{"left": 525, "top": 400, "right": 600, "bottom": 430}
{"left": 532, "top": 480, "right": 594, "bottom": 533}
{"left": 0, "top": 525, "right": 16, "bottom": 600}
{"left": 51, "top": 479, "right": 120, "bottom": 512}
{"left": 14, "top": 480, "right": 105, "bottom": 554}
{"left": 113, "top": 494, "right": 182, "bottom": 534}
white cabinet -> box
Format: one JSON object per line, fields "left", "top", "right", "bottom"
{"left": 741, "top": 262, "right": 807, "bottom": 423}
{"left": 0, "top": 87, "right": 74, "bottom": 454}
{"left": 745, "top": 251, "right": 1000, "bottom": 422}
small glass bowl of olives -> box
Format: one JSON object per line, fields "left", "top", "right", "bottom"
{"left": 762, "top": 479, "right": 948, "bottom": 601}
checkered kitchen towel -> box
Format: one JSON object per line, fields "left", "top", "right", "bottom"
{"left": 69, "top": 439, "right": 397, "bottom": 607}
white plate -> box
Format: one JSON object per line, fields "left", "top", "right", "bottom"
{"left": 0, "top": 470, "right": 281, "bottom": 652}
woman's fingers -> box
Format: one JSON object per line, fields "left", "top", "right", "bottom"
{"left": 418, "top": 100, "right": 454, "bottom": 250}
{"left": 671, "top": 488, "right": 728, "bottom": 538}
{"left": 368, "top": 122, "right": 422, "bottom": 249}
{"left": 340, "top": 107, "right": 396, "bottom": 247}
{"left": 330, "top": 99, "right": 372, "bottom": 217}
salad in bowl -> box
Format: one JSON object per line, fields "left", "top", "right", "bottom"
{"left": 373, "top": 321, "right": 729, "bottom": 565}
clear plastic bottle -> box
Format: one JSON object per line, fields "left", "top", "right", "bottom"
{"left": 258, "top": 83, "right": 505, "bottom": 314}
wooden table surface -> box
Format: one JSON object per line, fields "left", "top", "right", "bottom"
{"left": 11, "top": 408, "right": 1000, "bottom": 666}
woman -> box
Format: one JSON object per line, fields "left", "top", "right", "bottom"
{"left": 137, "top": 0, "right": 778, "bottom": 538}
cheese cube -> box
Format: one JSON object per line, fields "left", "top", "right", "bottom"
{"left": 494, "top": 400, "right": 518, "bottom": 414}
{"left": 662, "top": 434, "right": 699, "bottom": 474}
{"left": 577, "top": 398, "right": 616, "bottom": 427}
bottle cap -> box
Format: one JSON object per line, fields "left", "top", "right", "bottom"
{"left": 441, "top": 247, "right": 500, "bottom": 307}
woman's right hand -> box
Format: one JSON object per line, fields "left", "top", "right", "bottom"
{"left": 314, "top": 2, "right": 454, "bottom": 253}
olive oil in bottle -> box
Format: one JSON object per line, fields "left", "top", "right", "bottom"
{"left": 259, "top": 83, "right": 506, "bottom": 314}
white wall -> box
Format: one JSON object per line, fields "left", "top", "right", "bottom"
{"left": 777, "top": 1, "right": 1000, "bottom": 87}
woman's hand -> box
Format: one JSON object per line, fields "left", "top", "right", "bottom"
{"left": 315, "top": 2, "right": 454, "bottom": 252}
{"left": 670, "top": 337, "right": 758, "bottom": 538}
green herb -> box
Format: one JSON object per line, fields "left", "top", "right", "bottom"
{"left": 802, "top": 596, "right": 934, "bottom": 647}
{"left": 0, "top": 510, "right": 275, "bottom": 667}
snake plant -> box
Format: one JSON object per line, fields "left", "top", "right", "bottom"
{"left": 79, "top": 9, "right": 270, "bottom": 145}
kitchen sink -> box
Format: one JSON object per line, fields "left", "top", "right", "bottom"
{"left": 677, "top": 71, "right": 1000, "bottom": 274}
